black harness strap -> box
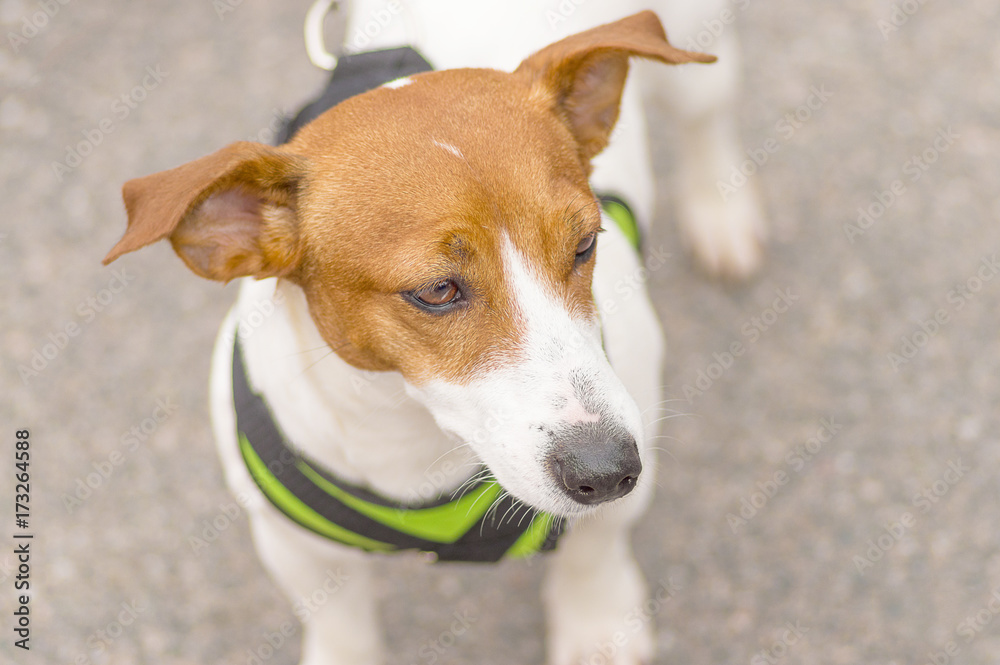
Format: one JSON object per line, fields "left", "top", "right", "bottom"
{"left": 277, "top": 47, "right": 435, "bottom": 144}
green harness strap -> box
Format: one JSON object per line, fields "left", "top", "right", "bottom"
{"left": 599, "top": 194, "right": 641, "bottom": 251}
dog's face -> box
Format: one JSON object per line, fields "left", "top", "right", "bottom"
{"left": 104, "top": 11, "right": 713, "bottom": 517}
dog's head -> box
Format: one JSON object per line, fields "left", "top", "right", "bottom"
{"left": 105, "top": 11, "right": 713, "bottom": 516}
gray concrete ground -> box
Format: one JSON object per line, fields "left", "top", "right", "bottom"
{"left": 3, "top": 0, "right": 1000, "bottom": 663}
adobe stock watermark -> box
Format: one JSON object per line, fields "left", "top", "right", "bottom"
{"left": 345, "top": 1, "right": 403, "bottom": 53}
{"left": 241, "top": 568, "right": 349, "bottom": 664}
{"left": 887, "top": 252, "right": 998, "bottom": 371}
{"left": 73, "top": 599, "right": 148, "bottom": 665}
{"left": 922, "top": 583, "right": 1000, "bottom": 665}
{"left": 727, "top": 417, "right": 842, "bottom": 533}
{"left": 954, "top": 585, "right": 1000, "bottom": 654}
{"left": 407, "top": 608, "right": 478, "bottom": 665}
{"left": 213, "top": 0, "right": 244, "bottom": 21}
{"left": 405, "top": 457, "right": 480, "bottom": 505}
{"left": 188, "top": 491, "right": 253, "bottom": 555}
{"left": 844, "top": 126, "right": 959, "bottom": 243}
{"left": 5, "top": 0, "right": 72, "bottom": 53}
{"left": 683, "top": 0, "right": 753, "bottom": 52}
{"left": 853, "top": 458, "right": 970, "bottom": 575}
{"left": 246, "top": 108, "right": 287, "bottom": 144}
{"left": 682, "top": 287, "right": 798, "bottom": 403}
{"left": 401, "top": 409, "right": 507, "bottom": 503}
{"left": 912, "top": 459, "right": 971, "bottom": 515}
{"left": 749, "top": 620, "right": 810, "bottom": 665}
{"left": 545, "top": 0, "right": 589, "bottom": 30}
{"left": 0, "top": 555, "right": 16, "bottom": 585}
{"left": 292, "top": 568, "right": 350, "bottom": 623}
{"left": 62, "top": 396, "right": 179, "bottom": 513}
{"left": 19, "top": 268, "right": 137, "bottom": 384}
{"left": 581, "top": 578, "right": 680, "bottom": 665}
{"left": 51, "top": 65, "right": 168, "bottom": 182}
{"left": 223, "top": 290, "right": 286, "bottom": 344}
{"left": 717, "top": 84, "right": 833, "bottom": 202}
{"left": 876, "top": 0, "right": 931, "bottom": 40}
{"left": 243, "top": 621, "right": 298, "bottom": 665}
{"left": 348, "top": 366, "right": 393, "bottom": 397}
{"left": 597, "top": 244, "right": 672, "bottom": 317}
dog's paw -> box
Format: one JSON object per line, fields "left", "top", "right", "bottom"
{"left": 548, "top": 618, "right": 654, "bottom": 665}
{"left": 677, "top": 180, "right": 766, "bottom": 281}
{"left": 544, "top": 552, "right": 655, "bottom": 665}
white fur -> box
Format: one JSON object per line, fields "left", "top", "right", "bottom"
{"left": 381, "top": 76, "right": 411, "bottom": 88}
{"left": 208, "top": 2, "right": 759, "bottom": 664}
{"left": 405, "top": 232, "right": 650, "bottom": 518}
{"left": 431, "top": 138, "right": 464, "bottom": 160}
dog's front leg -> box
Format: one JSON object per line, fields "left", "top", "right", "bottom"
{"left": 673, "top": 97, "right": 767, "bottom": 281}
{"left": 639, "top": 9, "right": 766, "bottom": 280}
{"left": 543, "top": 514, "right": 652, "bottom": 665}
{"left": 250, "top": 512, "right": 383, "bottom": 665}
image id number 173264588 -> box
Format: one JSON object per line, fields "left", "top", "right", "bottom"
{"left": 14, "top": 428, "right": 32, "bottom": 651}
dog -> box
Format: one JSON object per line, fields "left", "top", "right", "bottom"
{"left": 104, "top": 3, "right": 762, "bottom": 663}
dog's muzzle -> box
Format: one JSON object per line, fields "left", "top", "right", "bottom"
{"left": 548, "top": 423, "right": 642, "bottom": 506}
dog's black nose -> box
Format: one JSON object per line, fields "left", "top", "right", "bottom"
{"left": 550, "top": 425, "right": 642, "bottom": 506}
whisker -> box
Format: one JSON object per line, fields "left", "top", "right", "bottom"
{"left": 648, "top": 433, "right": 686, "bottom": 443}
{"left": 644, "top": 397, "right": 692, "bottom": 407}
{"left": 468, "top": 484, "right": 503, "bottom": 522}
{"left": 516, "top": 502, "right": 538, "bottom": 529}
{"left": 283, "top": 344, "right": 336, "bottom": 358}
{"left": 450, "top": 468, "right": 494, "bottom": 501}
{"left": 486, "top": 490, "right": 509, "bottom": 522}
{"left": 647, "top": 413, "right": 692, "bottom": 428}
{"left": 640, "top": 401, "right": 691, "bottom": 415}
{"left": 480, "top": 490, "right": 511, "bottom": 535}
{"left": 649, "top": 446, "right": 679, "bottom": 463}
{"left": 424, "top": 441, "right": 476, "bottom": 475}
{"left": 500, "top": 496, "right": 531, "bottom": 527}
{"left": 296, "top": 345, "right": 343, "bottom": 378}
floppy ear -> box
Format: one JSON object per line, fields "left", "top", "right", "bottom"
{"left": 103, "top": 141, "right": 307, "bottom": 282}
{"left": 515, "top": 10, "right": 716, "bottom": 163}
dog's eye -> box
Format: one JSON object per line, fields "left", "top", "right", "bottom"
{"left": 575, "top": 232, "right": 598, "bottom": 265}
{"left": 410, "top": 280, "right": 461, "bottom": 309}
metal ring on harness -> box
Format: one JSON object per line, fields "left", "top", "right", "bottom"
{"left": 304, "top": 0, "right": 340, "bottom": 71}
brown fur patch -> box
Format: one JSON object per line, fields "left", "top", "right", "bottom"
{"left": 286, "top": 69, "right": 599, "bottom": 383}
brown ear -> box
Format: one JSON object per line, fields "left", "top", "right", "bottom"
{"left": 515, "top": 10, "right": 716, "bottom": 162}
{"left": 103, "top": 141, "right": 307, "bottom": 282}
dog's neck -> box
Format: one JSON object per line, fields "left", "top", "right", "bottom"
{"left": 234, "top": 277, "right": 476, "bottom": 504}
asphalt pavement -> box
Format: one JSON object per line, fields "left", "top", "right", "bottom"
{"left": 2, "top": 1, "right": 1000, "bottom": 664}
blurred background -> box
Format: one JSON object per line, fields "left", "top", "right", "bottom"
{"left": 2, "top": 1, "right": 1000, "bottom": 663}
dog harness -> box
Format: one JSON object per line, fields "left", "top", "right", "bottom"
{"left": 233, "top": 338, "right": 564, "bottom": 561}
{"left": 232, "top": 47, "right": 642, "bottom": 563}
